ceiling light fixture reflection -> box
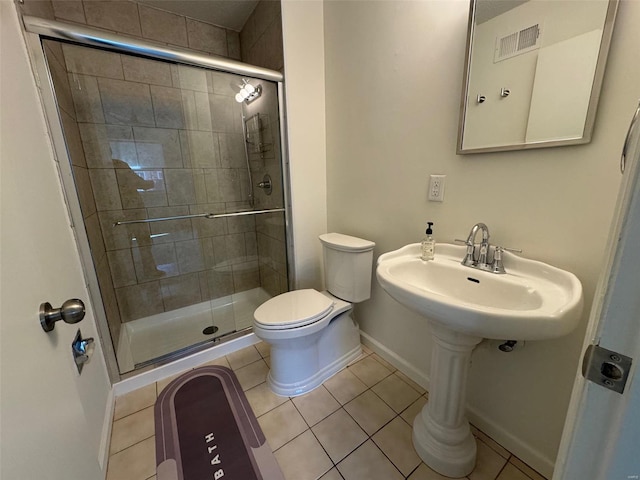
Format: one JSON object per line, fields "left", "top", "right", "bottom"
{"left": 235, "top": 79, "right": 262, "bottom": 104}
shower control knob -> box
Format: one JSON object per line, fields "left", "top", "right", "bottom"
{"left": 40, "top": 299, "right": 86, "bottom": 332}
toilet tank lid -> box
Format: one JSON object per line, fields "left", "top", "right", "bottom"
{"left": 319, "top": 233, "right": 375, "bottom": 252}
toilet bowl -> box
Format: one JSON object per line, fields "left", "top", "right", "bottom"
{"left": 253, "top": 233, "right": 375, "bottom": 397}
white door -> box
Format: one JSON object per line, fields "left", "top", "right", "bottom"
{"left": 0, "top": 4, "right": 111, "bottom": 479}
{"left": 554, "top": 103, "right": 640, "bottom": 479}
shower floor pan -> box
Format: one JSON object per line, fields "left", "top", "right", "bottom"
{"left": 116, "top": 287, "right": 272, "bottom": 372}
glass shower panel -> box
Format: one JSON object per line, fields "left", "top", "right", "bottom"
{"left": 43, "top": 39, "right": 288, "bottom": 373}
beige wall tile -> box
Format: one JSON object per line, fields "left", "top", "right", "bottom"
{"left": 52, "top": 0, "right": 86, "bottom": 23}
{"left": 132, "top": 243, "right": 178, "bottom": 282}
{"left": 186, "top": 18, "right": 227, "bottom": 56}
{"left": 98, "top": 78, "right": 155, "bottom": 126}
{"left": 176, "top": 65, "right": 208, "bottom": 92}
{"left": 182, "top": 131, "right": 219, "bottom": 169}
{"left": 218, "top": 169, "right": 243, "bottom": 202}
{"left": 133, "top": 127, "right": 183, "bottom": 168}
{"left": 79, "top": 123, "right": 137, "bottom": 168}
{"left": 226, "top": 31, "right": 241, "bottom": 60}
{"left": 150, "top": 85, "right": 185, "bottom": 129}
{"left": 232, "top": 260, "right": 259, "bottom": 290}
{"left": 147, "top": 205, "right": 192, "bottom": 244}
{"left": 85, "top": 211, "right": 106, "bottom": 262}
{"left": 69, "top": 73, "right": 105, "bottom": 123}
{"left": 45, "top": 43, "right": 75, "bottom": 118}
{"left": 115, "top": 281, "right": 164, "bottom": 321}
{"left": 116, "top": 168, "right": 167, "bottom": 209}
{"left": 200, "top": 266, "right": 234, "bottom": 300}
{"left": 122, "top": 55, "right": 172, "bottom": 87}
{"left": 98, "top": 208, "right": 152, "bottom": 250}
{"left": 72, "top": 165, "right": 96, "bottom": 218}
{"left": 209, "top": 94, "right": 243, "bottom": 133}
{"left": 107, "top": 249, "right": 137, "bottom": 288}
{"left": 84, "top": 0, "right": 141, "bottom": 37}
{"left": 89, "top": 168, "right": 123, "bottom": 211}
{"left": 95, "top": 254, "right": 121, "bottom": 347}
{"left": 62, "top": 43, "right": 123, "bottom": 79}
{"left": 218, "top": 133, "right": 245, "bottom": 168}
{"left": 165, "top": 169, "right": 196, "bottom": 206}
{"left": 61, "top": 111, "right": 88, "bottom": 168}
{"left": 252, "top": 0, "right": 281, "bottom": 40}
{"left": 174, "top": 239, "right": 206, "bottom": 274}
{"left": 19, "top": 0, "right": 55, "bottom": 19}
{"left": 139, "top": 4, "right": 188, "bottom": 47}
{"left": 160, "top": 273, "right": 202, "bottom": 311}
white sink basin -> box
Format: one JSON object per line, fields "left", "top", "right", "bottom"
{"left": 376, "top": 243, "right": 583, "bottom": 340}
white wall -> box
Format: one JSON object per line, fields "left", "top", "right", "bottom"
{"left": 281, "top": 0, "right": 327, "bottom": 289}
{"left": 323, "top": 0, "right": 640, "bottom": 476}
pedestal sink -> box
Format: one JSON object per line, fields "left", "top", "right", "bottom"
{"left": 376, "top": 243, "right": 583, "bottom": 478}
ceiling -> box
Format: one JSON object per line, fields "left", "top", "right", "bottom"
{"left": 475, "top": 0, "right": 529, "bottom": 24}
{"left": 138, "top": 0, "right": 259, "bottom": 31}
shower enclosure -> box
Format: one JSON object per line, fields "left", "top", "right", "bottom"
{"left": 28, "top": 17, "right": 291, "bottom": 375}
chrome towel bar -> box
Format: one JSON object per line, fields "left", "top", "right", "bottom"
{"left": 113, "top": 208, "right": 286, "bottom": 226}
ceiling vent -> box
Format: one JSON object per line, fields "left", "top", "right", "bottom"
{"left": 494, "top": 23, "right": 542, "bottom": 62}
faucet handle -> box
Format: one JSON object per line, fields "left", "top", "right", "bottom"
{"left": 497, "top": 246, "right": 522, "bottom": 254}
{"left": 491, "top": 246, "right": 522, "bottom": 274}
{"left": 454, "top": 238, "right": 471, "bottom": 245}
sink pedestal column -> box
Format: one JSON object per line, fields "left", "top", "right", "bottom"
{"left": 413, "top": 321, "right": 482, "bottom": 478}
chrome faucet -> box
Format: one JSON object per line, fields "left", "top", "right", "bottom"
{"left": 461, "top": 223, "right": 490, "bottom": 268}
{"left": 455, "top": 223, "right": 521, "bottom": 274}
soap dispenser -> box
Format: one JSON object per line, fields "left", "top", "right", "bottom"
{"left": 421, "top": 222, "right": 435, "bottom": 261}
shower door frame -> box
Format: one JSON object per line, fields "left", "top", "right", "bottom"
{"left": 23, "top": 16, "right": 295, "bottom": 383}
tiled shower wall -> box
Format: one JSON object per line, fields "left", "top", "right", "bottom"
{"left": 29, "top": 0, "right": 287, "bottom": 355}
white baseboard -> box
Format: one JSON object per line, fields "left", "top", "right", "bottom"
{"left": 360, "top": 331, "right": 430, "bottom": 390}
{"left": 98, "top": 388, "right": 115, "bottom": 474}
{"left": 359, "top": 331, "right": 554, "bottom": 478}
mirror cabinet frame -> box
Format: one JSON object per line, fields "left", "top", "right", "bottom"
{"left": 457, "top": 0, "right": 619, "bottom": 154}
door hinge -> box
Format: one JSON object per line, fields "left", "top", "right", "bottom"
{"left": 582, "top": 344, "right": 632, "bottom": 394}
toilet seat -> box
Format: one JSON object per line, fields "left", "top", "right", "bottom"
{"left": 254, "top": 289, "right": 334, "bottom": 330}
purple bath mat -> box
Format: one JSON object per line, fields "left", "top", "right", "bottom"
{"left": 155, "top": 365, "right": 284, "bottom": 480}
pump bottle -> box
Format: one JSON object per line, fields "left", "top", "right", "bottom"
{"left": 421, "top": 222, "right": 435, "bottom": 261}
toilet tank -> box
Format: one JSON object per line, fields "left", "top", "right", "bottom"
{"left": 319, "top": 233, "right": 375, "bottom": 303}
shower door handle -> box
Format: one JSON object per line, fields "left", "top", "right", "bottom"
{"left": 40, "top": 299, "right": 85, "bottom": 332}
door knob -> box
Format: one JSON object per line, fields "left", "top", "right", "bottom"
{"left": 40, "top": 299, "right": 85, "bottom": 332}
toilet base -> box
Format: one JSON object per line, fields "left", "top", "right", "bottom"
{"left": 257, "top": 305, "right": 362, "bottom": 397}
{"left": 267, "top": 342, "right": 361, "bottom": 396}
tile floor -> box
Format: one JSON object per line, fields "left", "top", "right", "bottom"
{"left": 106, "top": 343, "right": 548, "bottom": 480}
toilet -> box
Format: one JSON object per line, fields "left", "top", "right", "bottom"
{"left": 253, "top": 233, "right": 375, "bottom": 397}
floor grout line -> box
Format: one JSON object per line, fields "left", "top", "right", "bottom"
{"left": 108, "top": 344, "right": 545, "bottom": 480}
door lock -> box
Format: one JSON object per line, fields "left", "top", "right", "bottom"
{"left": 582, "top": 344, "right": 632, "bottom": 394}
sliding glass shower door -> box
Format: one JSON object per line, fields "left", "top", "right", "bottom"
{"left": 42, "top": 38, "right": 289, "bottom": 373}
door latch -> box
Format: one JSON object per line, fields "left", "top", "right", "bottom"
{"left": 582, "top": 344, "right": 632, "bottom": 394}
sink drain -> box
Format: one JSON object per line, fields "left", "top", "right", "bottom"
{"left": 202, "top": 326, "right": 219, "bottom": 335}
